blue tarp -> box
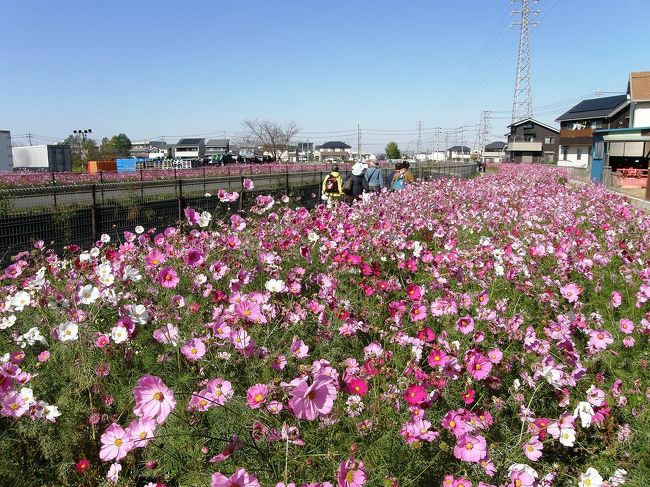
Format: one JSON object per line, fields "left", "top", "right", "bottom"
{"left": 116, "top": 158, "right": 142, "bottom": 172}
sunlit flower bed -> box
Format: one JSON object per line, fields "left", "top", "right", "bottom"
{"left": 0, "top": 163, "right": 345, "bottom": 189}
{"left": 0, "top": 165, "right": 648, "bottom": 487}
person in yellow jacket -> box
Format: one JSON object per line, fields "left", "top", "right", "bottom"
{"left": 322, "top": 165, "right": 344, "bottom": 206}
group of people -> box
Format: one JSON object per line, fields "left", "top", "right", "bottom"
{"left": 321, "top": 160, "right": 415, "bottom": 206}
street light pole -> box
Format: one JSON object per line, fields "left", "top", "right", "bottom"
{"left": 73, "top": 129, "right": 92, "bottom": 170}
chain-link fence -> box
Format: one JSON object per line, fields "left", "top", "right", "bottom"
{"left": 0, "top": 164, "right": 476, "bottom": 263}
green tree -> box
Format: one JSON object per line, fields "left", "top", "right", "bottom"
{"left": 385, "top": 141, "right": 401, "bottom": 160}
{"left": 100, "top": 134, "right": 132, "bottom": 158}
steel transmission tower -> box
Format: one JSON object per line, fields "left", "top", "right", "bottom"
{"left": 511, "top": 0, "right": 539, "bottom": 124}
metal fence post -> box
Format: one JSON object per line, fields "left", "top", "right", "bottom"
{"left": 51, "top": 172, "right": 57, "bottom": 209}
{"left": 318, "top": 172, "right": 323, "bottom": 201}
{"left": 177, "top": 179, "right": 185, "bottom": 221}
{"left": 286, "top": 171, "right": 290, "bottom": 194}
{"left": 238, "top": 176, "right": 244, "bottom": 211}
{"left": 91, "top": 184, "right": 98, "bottom": 242}
{"left": 140, "top": 169, "right": 144, "bottom": 204}
{"left": 203, "top": 166, "right": 206, "bottom": 194}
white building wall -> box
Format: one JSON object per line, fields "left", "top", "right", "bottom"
{"left": 0, "top": 131, "right": 13, "bottom": 172}
{"left": 632, "top": 102, "right": 650, "bottom": 127}
{"left": 557, "top": 145, "right": 590, "bottom": 168}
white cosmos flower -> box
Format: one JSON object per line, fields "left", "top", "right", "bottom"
{"left": 100, "top": 234, "right": 111, "bottom": 243}
{"left": 58, "top": 322, "right": 79, "bottom": 342}
{"left": 19, "top": 387, "right": 35, "bottom": 405}
{"left": 89, "top": 247, "right": 100, "bottom": 257}
{"left": 579, "top": 467, "right": 603, "bottom": 487}
{"left": 17, "top": 327, "right": 47, "bottom": 348}
{"left": 0, "top": 315, "right": 17, "bottom": 330}
{"left": 96, "top": 262, "right": 112, "bottom": 277}
{"left": 111, "top": 326, "right": 128, "bottom": 344}
{"left": 541, "top": 365, "right": 563, "bottom": 388}
{"left": 573, "top": 401, "right": 595, "bottom": 428}
{"left": 559, "top": 427, "right": 576, "bottom": 447}
{"left": 78, "top": 284, "right": 100, "bottom": 305}
{"left": 508, "top": 464, "right": 538, "bottom": 479}
{"left": 10, "top": 291, "right": 31, "bottom": 311}
{"left": 128, "top": 304, "right": 149, "bottom": 324}
{"left": 98, "top": 273, "right": 115, "bottom": 287}
{"left": 122, "top": 265, "right": 142, "bottom": 282}
{"left": 43, "top": 404, "right": 61, "bottom": 422}
{"left": 265, "top": 279, "right": 285, "bottom": 293}
{"left": 198, "top": 211, "right": 212, "bottom": 228}
{"left": 307, "top": 232, "right": 320, "bottom": 242}
{"left": 135, "top": 225, "right": 145, "bottom": 234}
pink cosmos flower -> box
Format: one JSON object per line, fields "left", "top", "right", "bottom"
{"left": 126, "top": 417, "right": 156, "bottom": 448}
{"left": 428, "top": 349, "right": 449, "bottom": 368}
{"left": 588, "top": 329, "right": 613, "bottom": 350}
{"left": 290, "top": 337, "right": 310, "bottom": 358}
{"left": 406, "top": 284, "right": 422, "bottom": 301}
{"left": 337, "top": 458, "right": 367, "bottom": 487}
{"left": 184, "top": 207, "right": 200, "bottom": 225}
{"left": 145, "top": 249, "right": 166, "bottom": 267}
{"left": 523, "top": 436, "right": 543, "bottom": 461}
{"left": 99, "top": 423, "right": 134, "bottom": 462}
{"left": 462, "top": 388, "right": 475, "bottom": 405}
{"left": 508, "top": 465, "right": 537, "bottom": 487}
{"left": 560, "top": 283, "right": 582, "bottom": 303}
{"left": 181, "top": 338, "right": 207, "bottom": 361}
{"left": 153, "top": 324, "right": 179, "bottom": 346}
{"left": 217, "top": 189, "right": 240, "bottom": 202}
{"left": 246, "top": 384, "right": 269, "bottom": 409}
{"left": 409, "top": 304, "right": 427, "bottom": 321}
{"left": 345, "top": 378, "right": 369, "bottom": 396}
{"left": 211, "top": 467, "right": 260, "bottom": 487}
{"left": 453, "top": 434, "right": 487, "bottom": 463}
{"left": 234, "top": 300, "right": 264, "bottom": 323}
{"left": 486, "top": 349, "right": 503, "bottom": 364}
{"left": 184, "top": 248, "right": 205, "bottom": 267}
{"left": 1, "top": 392, "right": 29, "bottom": 417}
{"left": 96, "top": 334, "right": 110, "bottom": 348}
{"left": 209, "top": 436, "right": 243, "bottom": 463}
{"left": 466, "top": 353, "right": 492, "bottom": 380}
{"left": 404, "top": 384, "right": 427, "bottom": 406}
{"left": 243, "top": 178, "right": 255, "bottom": 190}
{"left": 107, "top": 462, "right": 122, "bottom": 484}
{"left": 456, "top": 316, "right": 475, "bottom": 335}
{"left": 157, "top": 266, "right": 180, "bottom": 288}
{"left": 619, "top": 319, "right": 634, "bottom": 334}
{"left": 289, "top": 375, "right": 337, "bottom": 420}
{"left": 133, "top": 375, "right": 176, "bottom": 424}
{"left": 610, "top": 291, "right": 622, "bottom": 307}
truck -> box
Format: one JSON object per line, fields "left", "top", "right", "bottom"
{"left": 12, "top": 144, "right": 72, "bottom": 172}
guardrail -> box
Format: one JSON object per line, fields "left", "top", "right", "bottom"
{"left": 0, "top": 164, "right": 476, "bottom": 263}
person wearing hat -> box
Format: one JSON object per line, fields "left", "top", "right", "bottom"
{"left": 344, "top": 161, "right": 369, "bottom": 203}
{"left": 364, "top": 160, "right": 384, "bottom": 192}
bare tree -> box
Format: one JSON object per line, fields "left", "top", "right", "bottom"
{"left": 242, "top": 119, "right": 301, "bottom": 162}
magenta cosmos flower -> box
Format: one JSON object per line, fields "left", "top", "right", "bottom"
{"left": 453, "top": 434, "right": 487, "bottom": 463}
{"left": 289, "top": 375, "right": 337, "bottom": 420}
{"left": 337, "top": 458, "right": 367, "bottom": 487}
{"left": 559, "top": 283, "right": 582, "bottom": 303}
{"left": 211, "top": 467, "right": 260, "bottom": 487}
{"left": 344, "top": 378, "right": 368, "bottom": 397}
{"left": 404, "top": 384, "right": 427, "bottom": 406}
{"left": 157, "top": 267, "right": 180, "bottom": 288}
{"left": 466, "top": 353, "right": 492, "bottom": 380}
{"left": 181, "top": 338, "right": 206, "bottom": 361}
{"left": 133, "top": 375, "right": 176, "bottom": 424}
{"left": 99, "top": 423, "right": 134, "bottom": 462}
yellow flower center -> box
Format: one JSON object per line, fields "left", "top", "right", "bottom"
{"left": 244, "top": 310, "right": 251, "bottom": 316}
{"left": 152, "top": 259, "right": 159, "bottom": 265}
{"left": 354, "top": 386, "right": 360, "bottom": 391}
{"left": 449, "top": 420, "right": 456, "bottom": 428}
{"left": 515, "top": 481, "right": 522, "bottom": 487}
{"left": 346, "top": 471, "right": 355, "bottom": 482}
{"left": 115, "top": 438, "right": 123, "bottom": 447}
{"left": 585, "top": 480, "right": 591, "bottom": 486}
{"left": 10, "top": 403, "right": 19, "bottom": 411}
{"left": 465, "top": 442, "right": 473, "bottom": 450}
{"left": 153, "top": 392, "right": 164, "bottom": 402}
{"left": 527, "top": 445, "right": 534, "bottom": 452}
{"left": 475, "top": 364, "right": 481, "bottom": 370}
{"left": 255, "top": 394, "right": 263, "bottom": 402}
{"left": 191, "top": 348, "right": 198, "bottom": 354}
{"left": 139, "top": 431, "right": 147, "bottom": 439}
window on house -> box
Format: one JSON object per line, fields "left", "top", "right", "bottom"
{"left": 594, "top": 141, "right": 605, "bottom": 159}
{"left": 591, "top": 121, "right": 602, "bottom": 129}
{"left": 577, "top": 149, "right": 583, "bottom": 161}
{"left": 562, "top": 147, "right": 569, "bottom": 160}
{"left": 544, "top": 137, "right": 554, "bottom": 144}
{"left": 525, "top": 136, "right": 534, "bottom": 142}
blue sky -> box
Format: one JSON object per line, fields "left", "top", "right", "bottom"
{"left": 2, "top": 0, "right": 649, "bottom": 152}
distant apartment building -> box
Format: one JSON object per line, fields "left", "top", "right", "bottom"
{"left": 447, "top": 145, "right": 471, "bottom": 161}
{"left": 483, "top": 141, "right": 506, "bottom": 163}
{"left": 0, "top": 130, "right": 13, "bottom": 172}
{"left": 205, "top": 139, "right": 230, "bottom": 157}
{"left": 173, "top": 138, "right": 205, "bottom": 159}
{"left": 506, "top": 119, "right": 559, "bottom": 164}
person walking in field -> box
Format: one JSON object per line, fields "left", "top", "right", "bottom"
{"left": 322, "top": 165, "right": 344, "bottom": 206}
{"left": 390, "top": 161, "right": 415, "bottom": 191}
{"left": 364, "top": 160, "right": 384, "bottom": 192}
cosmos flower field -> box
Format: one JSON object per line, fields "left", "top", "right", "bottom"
{"left": 0, "top": 165, "right": 648, "bottom": 487}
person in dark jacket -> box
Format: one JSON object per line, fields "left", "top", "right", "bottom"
{"left": 344, "top": 161, "right": 369, "bottom": 203}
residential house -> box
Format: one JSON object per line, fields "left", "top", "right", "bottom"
{"left": 506, "top": 119, "right": 559, "bottom": 164}
{"left": 628, "top": 71, "right": 650, "bottom": 128}
{"left": 130, "top": 140, "right": 172, "bottom": 159}
{"left": 555, "top": 95, "right": 629, "bottom": 168}
{"left": 316, "top": 141, "right": 351, "bottom": 162}
{"left": 173, "top": 138, "right": 205, "bottom": 159}
{"left": 483, "top": 141, "right": 507, "bottom": 163}
{"left": 447, "top": 145, "right": 471, "bottom": 161}
{"left": 205, "top": 139, "right": 230, "bottom": 157}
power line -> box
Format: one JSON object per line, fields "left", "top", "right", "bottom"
{"left": 511, "top": 0, "right": 540, "bottom": 123}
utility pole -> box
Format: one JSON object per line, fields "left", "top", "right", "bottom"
{"left": 28, "top": 133, "right": 33, "bottom": 146}
{"left": 416, "top": 120, "right": 422, "bottom": 156}
{"left": 511, "top": 0, "right": 539, "bottom": 124}
{"left": 357, "top": 124, "right": 361, "bottom": 161}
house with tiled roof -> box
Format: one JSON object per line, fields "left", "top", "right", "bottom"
{"left": 173, "top": 138, "right": 205, "bottom": 159}
{"left": 506, "top": 119, "right": 559, "bottom": 164}
{"left": 628, "top": 71, "right": 650, "bottom": 128}
{"left": 555, "top": 95, "right": 629, "bottom": 167}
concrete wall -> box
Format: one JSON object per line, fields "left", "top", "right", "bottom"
{"left": 558, "top": 145, "right": 590, "bottom": 168}
{"left": 632, "top": 102, "right": 650, "bottom": 127}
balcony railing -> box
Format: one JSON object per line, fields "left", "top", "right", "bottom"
{"left": 560, "top": 128, "right": 594, "bottom": 139}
